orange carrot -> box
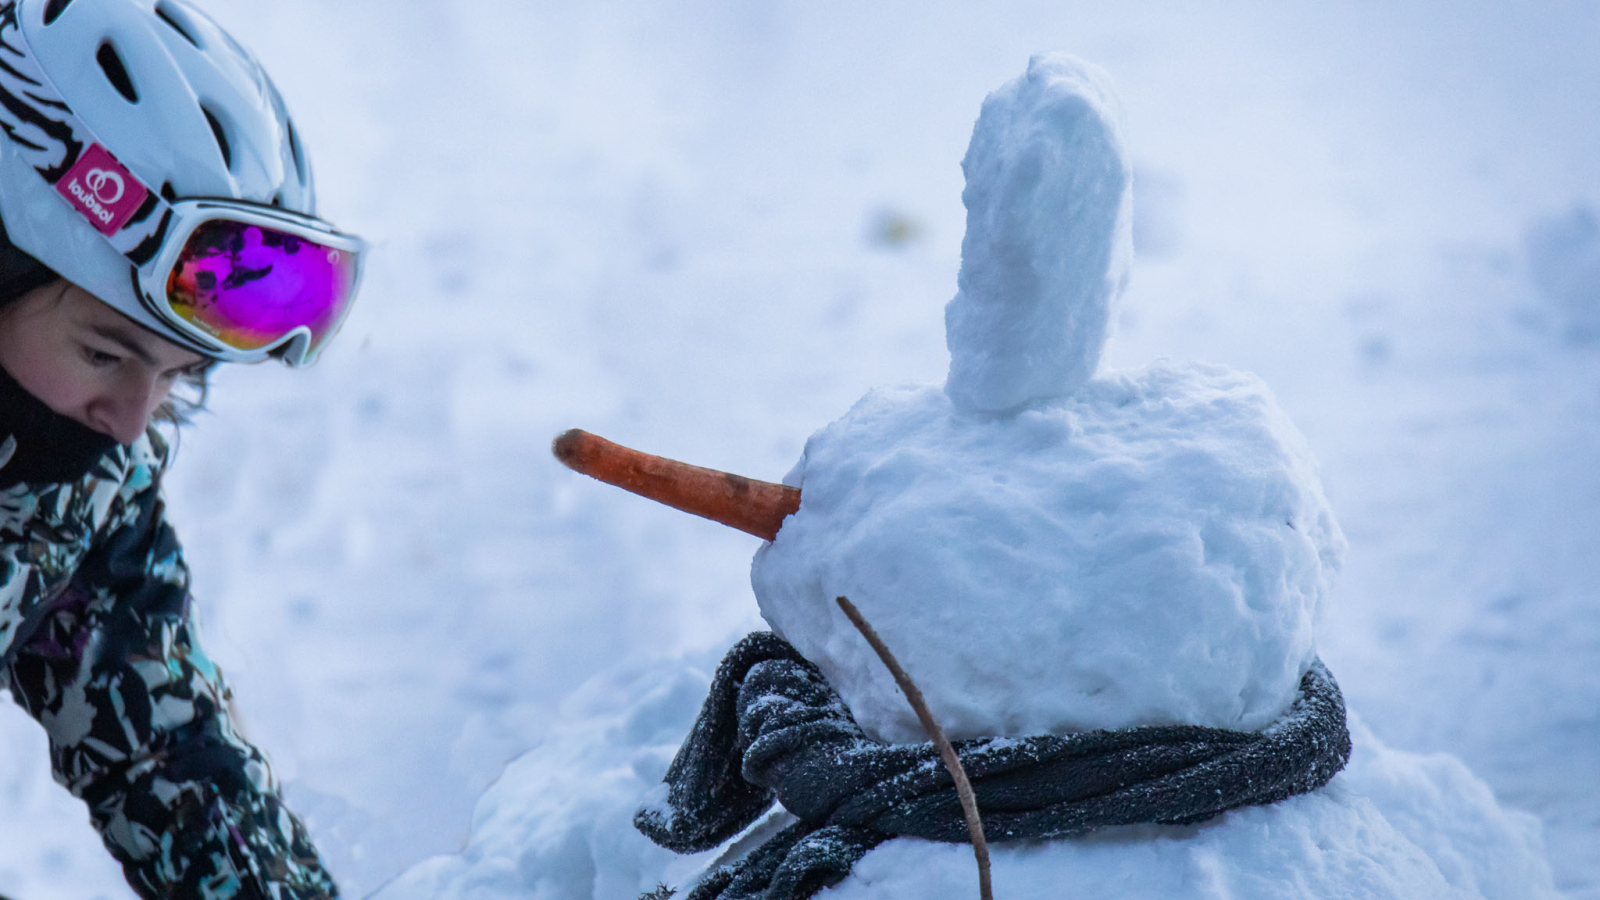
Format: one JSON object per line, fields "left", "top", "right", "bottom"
{"left": 552, "top": 429, "right": 801, "bottom": 541}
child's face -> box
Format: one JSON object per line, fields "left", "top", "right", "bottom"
{"left": 0, "top": 280, "right": 209, "bottom": 444}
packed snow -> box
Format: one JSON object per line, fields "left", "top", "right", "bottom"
{"left": 755, "top": 367, "right": 1341, "bottom": 742}
{"left": 1, "top": 2, "right": 1597, "bottom": 899}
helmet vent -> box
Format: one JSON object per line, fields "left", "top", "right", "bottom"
{"left": 154, "top": 4, "right": 202, "bottom": 48}
{"left": 202, "top": 105, "right": 233, "bottom": 170}
{"left": 287, "top": 121, "right": 307, "bottom": 182}
{"left": 96, "top": 42, "right": 139, "bottom": 103}
{"left": 41, "top": 0, "right": 75, "bottom": 26}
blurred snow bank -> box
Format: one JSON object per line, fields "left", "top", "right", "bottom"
{"left": 373, "top": 653, "right": 721, "bottom": 900}
{"left": 1523, "top": 205, "right": 1600, "bottom": 341}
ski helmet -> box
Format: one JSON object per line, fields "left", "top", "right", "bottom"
{"left": 0, "top": 0, "right": 329, "bottom": 361}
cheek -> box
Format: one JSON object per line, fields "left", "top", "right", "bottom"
{"left": 0, "top": 335, "right": 100, "bottom": 418}
{"left": 148, "top": 377, "right": 180, "bottom": 411}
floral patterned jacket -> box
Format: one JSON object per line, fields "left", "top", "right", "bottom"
{"left": 0, "top": 429, "right": 337, "bottom": 899}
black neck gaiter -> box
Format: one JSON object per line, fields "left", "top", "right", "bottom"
{"left": 0, "top": 363, "right": 118, "bottom": 490}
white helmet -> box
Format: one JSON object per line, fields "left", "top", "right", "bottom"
{"left": 0, "top": 0, "right": 317, "bottom": 357}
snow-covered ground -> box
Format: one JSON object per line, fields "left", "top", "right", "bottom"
{"left": 1, "top": 1, "right": 1597, "bottom": 897}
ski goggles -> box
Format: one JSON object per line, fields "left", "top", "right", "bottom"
{"left": 136, "top": 197, "right": 364, "bottom": 365}
{"left": 50, "top": 142, "right": 364, "bottom": 366}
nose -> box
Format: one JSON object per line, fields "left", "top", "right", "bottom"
{"left": 87, "top": 373, "right": 168, "bottom": 445}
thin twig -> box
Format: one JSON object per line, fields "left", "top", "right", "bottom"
{"left": 836, "top": 596, "right": 993, "bottom": 900}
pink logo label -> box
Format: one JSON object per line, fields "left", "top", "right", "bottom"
{"left": 55, "top": 143, "right": 150, "bottom": 235}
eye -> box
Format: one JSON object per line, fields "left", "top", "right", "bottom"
{"left": 81, "top": 345, "right": 121, "bottom": 367}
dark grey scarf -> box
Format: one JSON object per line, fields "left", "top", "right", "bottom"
{"left": 637, "top": 632, "right": 1350, "bottom": 900}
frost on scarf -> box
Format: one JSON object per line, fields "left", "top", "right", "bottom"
{"left": 637, "top": 632, "right": 1350, "bottom": 900}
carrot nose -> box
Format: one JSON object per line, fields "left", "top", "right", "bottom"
{"left": 552, "top": 429, "right": 802, "bottom": 541}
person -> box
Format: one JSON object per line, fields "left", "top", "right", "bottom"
{"left": 0, "top": 0, "right": 362, "bottom": 896}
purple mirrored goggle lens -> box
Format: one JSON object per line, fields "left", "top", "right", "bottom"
{"left": 166, "top": 219, "right": 359, "bottom": 354}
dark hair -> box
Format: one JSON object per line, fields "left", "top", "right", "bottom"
{"left": 0, "top": 221, "right": 212, "bottom": 428}
{"left": 0, "top": 218, "right": 60, "bottom": 300}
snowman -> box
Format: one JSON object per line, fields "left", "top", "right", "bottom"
{"left": 554, "top": 53, "right": 1556, "bottom": 900}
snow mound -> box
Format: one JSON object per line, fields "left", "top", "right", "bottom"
{"left": 754, "top": 362, "right": 1342, "bottom": 742}
{"left": 379, "top": 660, "right": 1554, "bottom": 900}
{"left": 943, "top": 53, "right": 1133, "bottom": 413}
{"left": 372, "top": 658, "right": 719, "bottom": 900}
{"left": 820, "top": 719, "right": 1555, "bottom": 900}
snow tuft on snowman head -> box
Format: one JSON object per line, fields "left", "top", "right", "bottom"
{"left": 945, "top": 53, "right": 1134, "bottom": 413}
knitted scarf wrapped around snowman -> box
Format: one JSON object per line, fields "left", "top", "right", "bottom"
{"left": 636, "top": 631, "right": 1351, "bottom": 900}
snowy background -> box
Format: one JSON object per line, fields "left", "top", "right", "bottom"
{"left": 2, "top": 0, "right": 1598, "bottom": 897}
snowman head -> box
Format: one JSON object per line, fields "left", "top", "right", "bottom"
{"left": 749, "top": 54, "right": 1342, "bottom": 744}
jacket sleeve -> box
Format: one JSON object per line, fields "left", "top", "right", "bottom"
{"left": 4, "top": 465, "right": 339, "bottom": 900}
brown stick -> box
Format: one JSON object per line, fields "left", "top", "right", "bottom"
{"left": 835, "top": 596, "right": 993, "bottom": 900}
{"left": 551, "top": 429, "right": 802, "bottom": 542}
